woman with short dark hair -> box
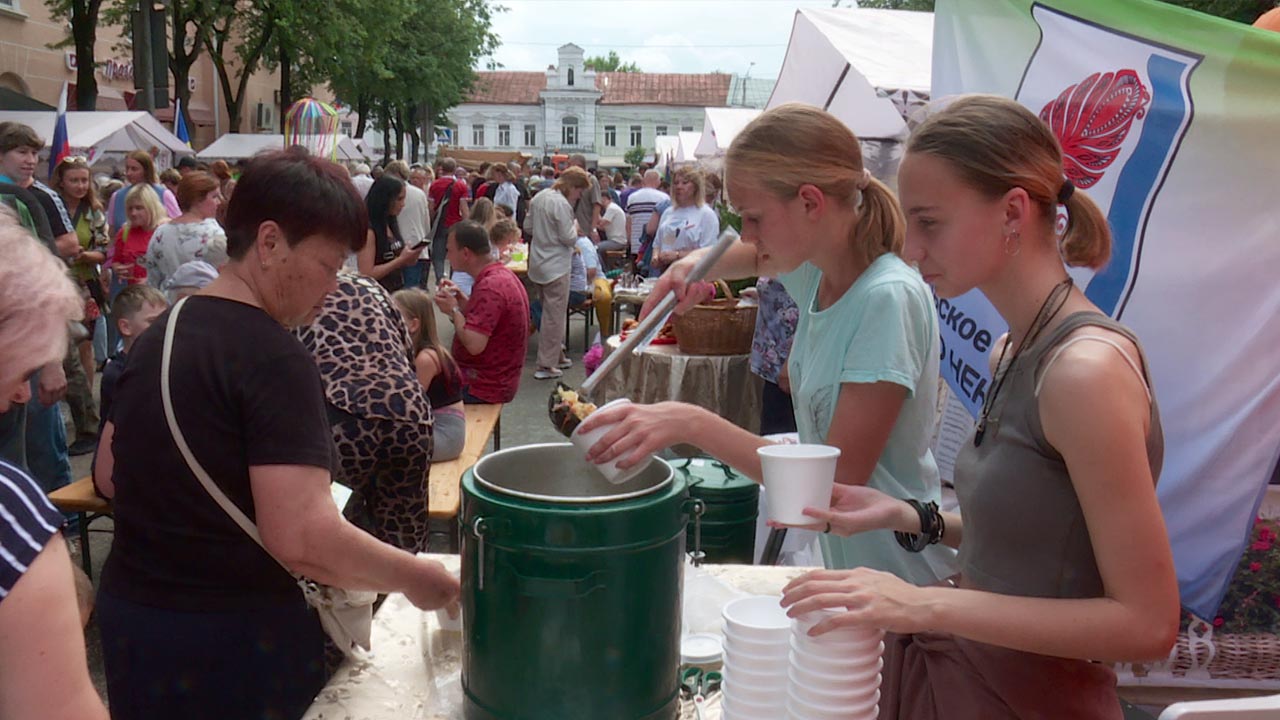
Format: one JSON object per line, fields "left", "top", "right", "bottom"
{"left": 358, "top": 175, "right": 421, "bottom": 291}
{"left": 142, "top": 170, "right": 228, "bottom": 289}
{"left": 95, "top": 148, "right": 459, "bottom": 720}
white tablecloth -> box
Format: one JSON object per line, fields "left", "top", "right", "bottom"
{"left": 303, "top": 555, "right": 811, "bottom": 719}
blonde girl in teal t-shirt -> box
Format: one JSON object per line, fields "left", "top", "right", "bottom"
{"left": 580, "top": 103, "right": 956, "bottom": 585}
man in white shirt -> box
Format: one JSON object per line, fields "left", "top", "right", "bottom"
{"left": 624, "top": 170, "right": 668, "bottom": 255}
{"left": 595, "top": 193, "right": 628, "bottom": 268}
{"left": 351, "top": 162, "right": 374, "bottom": 198}
{"left": 385, "top": 160, "right": 430, "bottom": 288}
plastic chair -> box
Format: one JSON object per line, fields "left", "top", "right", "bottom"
{"left": 1158, "top": 694, "right": 1280, "bottom": 719}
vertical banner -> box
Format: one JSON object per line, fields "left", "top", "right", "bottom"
{"left": 933, "top": 0, "right": 1280, "bottom": 618}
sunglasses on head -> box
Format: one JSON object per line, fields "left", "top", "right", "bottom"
{"left": 57, "top": 155, "right": 89, "bottom": 166}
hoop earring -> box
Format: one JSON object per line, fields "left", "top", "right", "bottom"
{"left": 1004, "top": 231, "right": 1021, "bottom": 257}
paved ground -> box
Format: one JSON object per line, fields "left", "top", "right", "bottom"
{"left": 66, "top": 299, "right": 602, "bottom": 700}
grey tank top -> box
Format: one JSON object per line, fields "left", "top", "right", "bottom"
{"left": 954, "top": 312, "right": 1164, "bottom": 599}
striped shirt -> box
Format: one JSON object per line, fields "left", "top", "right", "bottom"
{"left": 624, "top": 187, "right": 668, "bottom": 254}
{"left": 0, "top": 458, "right": 64, "bottom": 601}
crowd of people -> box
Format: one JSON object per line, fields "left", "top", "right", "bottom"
{"left": 0, "top": 90, "right": 1182, "bottom": 720}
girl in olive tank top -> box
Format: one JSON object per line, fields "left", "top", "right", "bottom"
{"left": 780, "top": 95, "right": 1178, "bottom": 720}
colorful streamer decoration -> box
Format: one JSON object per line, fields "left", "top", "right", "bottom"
{"left": 283, "top": 97, "right": 341, "bottom": 160}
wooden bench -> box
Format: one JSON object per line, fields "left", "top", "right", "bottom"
{"left": 48, "top": 477, "right": 112, "bottom": 577}
{"left": 427, "top": 403, "right": 503, "bottom": 527}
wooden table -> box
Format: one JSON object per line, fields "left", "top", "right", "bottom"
{"left": 47, "top": 477, "right": 111, "bottom": 577}
{"left": 427, "top": 403, "right": 503, "bottom": 525}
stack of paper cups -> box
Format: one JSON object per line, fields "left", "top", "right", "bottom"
{"left": 720, "top": 596, "right": 791, "bottom": 719}
{"left": 786, "top": 609, "right": 884, "bottom": 720}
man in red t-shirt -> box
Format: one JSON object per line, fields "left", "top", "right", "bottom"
{"left": 433, "top": 220, "right": 529, "bottom": 404}
{"left": 427, "top": 158, "right": 471, "bottom": 285}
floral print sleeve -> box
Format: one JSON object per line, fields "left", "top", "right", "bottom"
{"left": 749, "top": 277, "right": 800, "bottom": 384}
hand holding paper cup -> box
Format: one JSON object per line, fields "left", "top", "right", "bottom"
{"left": 570, "top": 398, "right": 654, "bottom": 484}
{"left": 757, "top": 444, "right": 841, "bottom": 526}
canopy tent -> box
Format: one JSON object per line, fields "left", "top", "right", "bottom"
{"left": 768, "top": 8, "right": 933, "bottom": 139}
{"left": 0, "top": 110, "right": 194, "bottom": 168}
{"left": 653, "top": 134, "right": 681, "bottom": 173}
{"left": 0, "top": 88, "right": 54, "bottom": 111}
{"left": 197, "top": 133, "right": 365, "bottom": 162}
{"left": 694, "top": 108, "right": 762, "bottom": 159}
{"left": 674, "top": 131, "right": 703, "bottom": 164}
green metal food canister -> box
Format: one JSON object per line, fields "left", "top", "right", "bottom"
{"left": 676, "top": 457, "right": 759, "bottom": 565}
{"left": 460, "top": 443, "right": 696, "bottom": 720}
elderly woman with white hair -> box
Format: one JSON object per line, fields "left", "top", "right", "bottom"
{"left": 0, "top": 218, "right": 109, "bottom": 719}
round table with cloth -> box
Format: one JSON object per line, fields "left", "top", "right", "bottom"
{"left": 601, "top": 334, "right": 762, "bottom": 451}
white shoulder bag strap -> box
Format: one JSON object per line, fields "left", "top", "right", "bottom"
{"left": 160, "top": 297, "right": 296, "bottom": 577}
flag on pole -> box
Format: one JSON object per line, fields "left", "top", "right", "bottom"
{"left": 47, "top": 83, "right": 70, "bottom": 181}
{"left": 175, "top": 97, "right": 191, "bottom": 147}
{"left": 932, "top": 0, "right": 1280, "bottom": 619}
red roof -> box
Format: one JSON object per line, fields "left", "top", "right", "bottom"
{"left": 596, "top": 72, "right": 731, "bottom": 107}
{"left": 463, "top": 71, "right": 732, "bottom": 107}
{"left": 465, "top": 72, "right": 547, "bottom": 105}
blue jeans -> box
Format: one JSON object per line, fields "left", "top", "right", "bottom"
{"left": 402, "top": 260, "right": 424, "bottom": 289}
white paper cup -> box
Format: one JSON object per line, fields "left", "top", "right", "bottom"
{"left": 722, "top": 698, "right": 785, "bottom": 720}
{"left": 790, "top": 637, "right": 886, "bottom": 674}
{"left": 756, "top": 444, "right": 841, "bottom": 525}
{"left": 787, "top": 667, "right": 880, "bottom": 706}
{"left": 786, "top": 688, "right": 880, "bottom": 720}
{"left": 721, "top": 661, "right": 790, "bottom": 689}
{"left": 723, "top": 674, "right": 788, "bottom": 705}
{"left": 722, "top": 595, "right": 791, "bottom": 643}
{"left": 723, "top": 625, "right": 790, "bottom": 656}
{"left": 569, "top": 398, "right": 653, "bottom": 484}
{"left": 789, "top": 654, "right": 883, "bottom": 688}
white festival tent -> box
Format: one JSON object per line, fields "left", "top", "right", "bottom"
{"left": 768, "top": 8, "right": 934, "bottom": 140}
{"left": 197, "top": 133, "right": 366, "bottom": 162}
{"left": 652, "top": 134, "right": 681, "bottom": 172}
{"left": 694, "top": 108, "right": 762, "bottom": 160}
{"left": 0, "top": 110, "right": 194, "bottom": 169}
{"left": 674, "top": 131, "right": 703, "bottom": 164}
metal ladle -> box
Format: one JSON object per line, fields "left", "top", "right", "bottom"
{"left": 548, "top": 230, "right": 741, "bottom": 437}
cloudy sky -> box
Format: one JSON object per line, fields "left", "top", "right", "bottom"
{"left": 484, "top": 0, "right": 846, "bottom": 78}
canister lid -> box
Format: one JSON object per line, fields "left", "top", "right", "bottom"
{"left": 678, "top": 458, "right": 759, "bottom": 501}
{"left": 680, "top": 633, "right": 724, "bottom": 666}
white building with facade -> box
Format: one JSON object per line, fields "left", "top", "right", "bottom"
{"left": 446, "top": 44, "right": 771, "bottom": 167}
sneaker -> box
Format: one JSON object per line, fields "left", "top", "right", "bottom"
{"left": 557, "top": 357, "right": 573, "bottom": 370}
{"left": 68, "top": 436, "right": 99, "bottom": 456}
{"left": 533, "top": 367, "right": 563, "bottom": 380}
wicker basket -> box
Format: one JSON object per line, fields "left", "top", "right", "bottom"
{"left": 673, "top": 281, "right": 758, "bottom": 356}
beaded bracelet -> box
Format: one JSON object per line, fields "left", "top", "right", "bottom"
{"left": 894, "top": 499, "right": 944, "bottom": 553}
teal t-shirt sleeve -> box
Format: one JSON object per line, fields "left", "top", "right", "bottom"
{"left": 839, "top": 279, "right": 934, "bottom": 397}
{"left": 778, "top": 262, "right": 818, "bottom": 307}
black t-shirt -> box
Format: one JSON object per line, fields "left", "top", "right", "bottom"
{"left": 99, "top": 297, "right": 335, "bottom": 611}
{"left": 27, "top": 179, "right": 73, "bottom": 238}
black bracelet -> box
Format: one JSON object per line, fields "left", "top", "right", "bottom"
{"left": 894, "top": 499, "right": 943, "bottom": 553}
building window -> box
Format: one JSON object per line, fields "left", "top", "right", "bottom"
{"left": 681, "top": 125, "right": 694, "bottom": 132}
{"left": 655, "top": 125, "right": 668, "bottom": 137}
{"left": 604, "top": 125, "right": 617, "bottom": 148}
{"left": 498, "top": 124, "right": 511, "bottom": 147}
{"left": 524, "top": 124, "right": 536, "bottom": 146}
{"left": 567, "top": 67, "right": 575, "bottom": 86}
{"left": 472, "top": 124, "right": 485, "bottom": 146}
{"left": 629, "top": 125, "right": 642, "bottom": 147}
{"left": 562, "top": 116, "right": 579, "bottom": 145}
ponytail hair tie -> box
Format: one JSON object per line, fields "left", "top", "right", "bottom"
{"left": 1057, "top": 179, "right": 1075, "bottom": 204}
{"left": 856, "top": 168, "right": 872, "bottom": 191}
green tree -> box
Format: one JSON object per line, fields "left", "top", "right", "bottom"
{"left": 584, "top": 51, "right": 641, "bottom": 73}
{"left": 43, "top": 0, "right": 106, "bottom": 110}
{"left": 203, "top": 0, "right": 278, "bottom": 133}
{"left": 102, "top": 0, "right": 230, "bottom": 114}
{"left": 624, "top": 146, "right": 646, "bottom": 168}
